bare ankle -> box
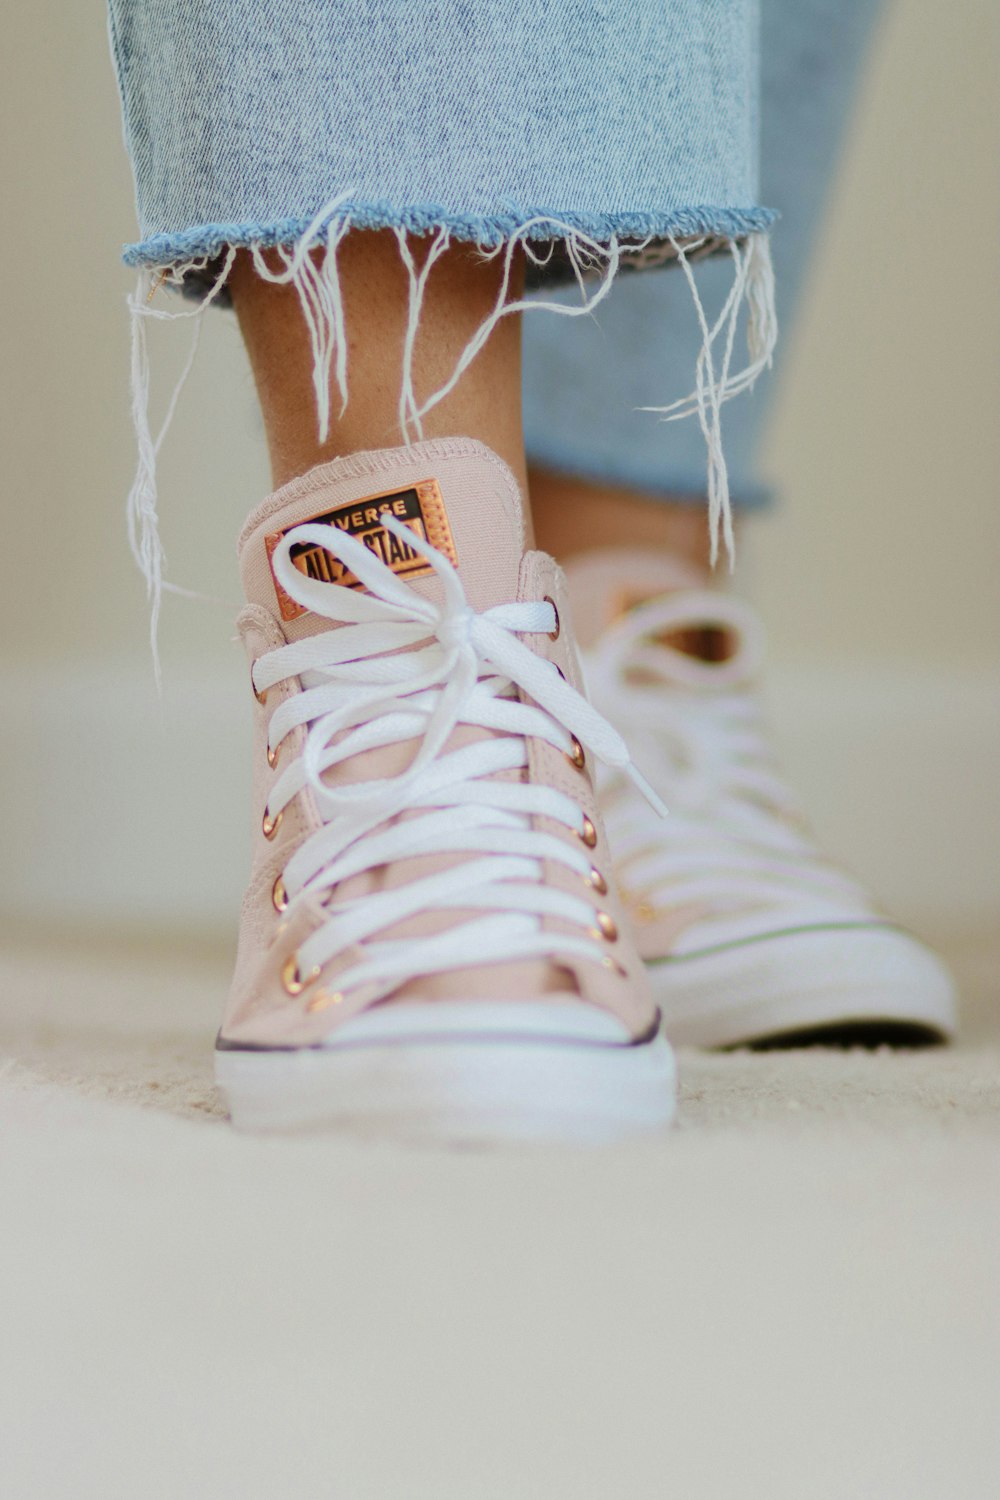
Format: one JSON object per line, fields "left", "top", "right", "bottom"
{"left": 230, "top": 233, "right": 529, "bottom": 500}
{"left": 528, "top": 466, "right": 719, "bottom": 577}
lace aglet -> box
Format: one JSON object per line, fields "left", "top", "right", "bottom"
{"left": 627, "top": 763, "right": 669, "bottom": 819}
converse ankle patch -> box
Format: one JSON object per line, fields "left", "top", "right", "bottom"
{"left": 264, "top": 478, "right": 458, "bottom": 620}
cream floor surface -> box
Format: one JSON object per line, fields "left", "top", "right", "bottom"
{"left": 1, "top": 932, "right": 998, "bottom": 1500}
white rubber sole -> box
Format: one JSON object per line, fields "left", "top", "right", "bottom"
{"left": 215, "top": 1002, "right": 676, "bottom": 1142}
{"left": 649, "top": 924, "right": 958, "bottom": 1049}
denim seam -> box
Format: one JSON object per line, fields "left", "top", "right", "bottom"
{"left": 122, "top": 203, "right": 777, "bottom": 268}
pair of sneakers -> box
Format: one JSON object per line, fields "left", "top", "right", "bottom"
{"left": 216, "top": 438, "right": 956, "bottom": 1140}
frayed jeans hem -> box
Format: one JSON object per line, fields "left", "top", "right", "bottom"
{"left": 124, "top": 208, "right": 778, "bottom": 671}
{"left": 122, "top": 201, "right": 778, "bottom": 279}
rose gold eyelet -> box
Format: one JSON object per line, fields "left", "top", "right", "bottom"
{"left": 585, "top": 866, "right": 608, "bottom": 895}
{"left": 251, "top": 661, "right": 267, "bottom": 706}
{"left": 591, "top": 911, "right": 618, "bottom": 942}
{"left": 262, "top": 807, "right": 283, "bottom": 840}
{"left": 566, "top": 735, "right": 585, "bottom": 771}
{"left": 266, "top": 742, "right": 280, "bottom": 770}
{"left": 578, "top": 815, "right": 598, "bottom": 849}
{"left": 602, "top": 954, "right": 628, "bottom": 977}
{"left": 282, "top": 954, "right": 320, "bottom": 996}
{"left": 271, "top": 874, "right": 288, "bottom": 913}
{"left": 306, "top": 989, "right": 343, "bottom": 1013}
{"left": 543, "top": 596, "right": 560, "bottom": 641}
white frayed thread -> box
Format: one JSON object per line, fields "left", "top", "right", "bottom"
{"left": 125, "top": 192, "right": 353, "bottom": 678}
{"left": 249, "top": 190, "right": 355, "bottom": 444}
{"left": 126, "top": 214, "right": 774, "bottom": 676}
{"left": 392, "top": 222, "right": 775, "bottom": 571}
{"left": 641, "top": 230, "right": 777, "bottom": 568}
{"left": 395, "top": 217, "right": 623, "bottom": 444}
{"left": 126, "top": 247, "right": 236, "bottom": 681}
{"left": 395, "top": 224, "right": 454, "bottom": 443}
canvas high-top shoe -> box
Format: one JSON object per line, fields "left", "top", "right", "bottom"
{"left": 565, "top": 548, "right": 957, "bottom": 1049}
{"left": 215, "top": 440, "right": 675, "bottom": 1138}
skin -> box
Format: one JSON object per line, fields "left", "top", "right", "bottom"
{"left": 230, "top": 230, "right": 715, "bottom": 573}
{"left": 528, "top": 466, "right": 715, "bottom": 576}
{"left": 230, "top": 230, "right": 528, "bottom": 505}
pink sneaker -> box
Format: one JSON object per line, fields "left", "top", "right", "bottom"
{"left": 566, "top": 548, "right": 958, "bottom": 1049}
{"left": 215, "top": 441, "right": 675, "bottom": 1138}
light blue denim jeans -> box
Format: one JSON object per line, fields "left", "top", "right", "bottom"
{"left": 522, "top": 0, "right": 883, "bottom": 506}
{"left": 109, "top": 0, "right": 880, "bottom": 537}
{"left": 110, "top": 1, "right": 771, "bottom": 271}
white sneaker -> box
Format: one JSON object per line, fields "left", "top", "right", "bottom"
{"left": 215, "top": 441, "right": 675, "bottom": 1138}
{"left": 565, "top": 548, "right": 958, "bottom": 1049}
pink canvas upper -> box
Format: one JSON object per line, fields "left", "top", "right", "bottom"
{"left": 221, "top": 438, "right": 657, "bottom": 1048}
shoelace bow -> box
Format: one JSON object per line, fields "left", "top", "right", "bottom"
{"left": 584, "top": 592, "right": 868, "bottom": 920}
{"left": 251, "top": 512, "right": 665, "bottom": 1001}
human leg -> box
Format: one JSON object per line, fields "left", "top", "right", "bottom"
{"left": 229, "top": 233, "right": 529, "bottom": 502}
{"left": 522, "top": 0, "right": 957, "bottom": 1046}
{"left": 109, "top": 1, "right": 773, "bottom": 1132}
{"left": 528, "top": 469, "right": 716, "bottom": 576}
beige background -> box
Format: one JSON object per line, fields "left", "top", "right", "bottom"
{"left": 2, "top": 17, "right": 996, "bottom": 1493}
{"left": 0, "top": 0, "right": 997, "bottom": 943}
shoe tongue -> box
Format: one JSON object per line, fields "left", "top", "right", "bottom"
{"left": 563, "top": 544, "right": 746, "bottom": 671}
{"left": 238, "top": 438, "right": 527, "bottom": 639}
{"left": 562, "top": 547, "right": 712, "bottom": 650}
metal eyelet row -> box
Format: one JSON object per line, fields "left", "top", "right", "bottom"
{"left": 252, "top": 659, "right": 285, "bottom": 769}
{"left": 254, "top": 661, "right": 342, "bottom": 1013}
{"left": 577, "top": 828, "right": 618, "bottom": 947}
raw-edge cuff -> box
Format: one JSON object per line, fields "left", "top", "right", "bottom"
{"left": 122, "top": 202, "right": 778, "bottom": 268}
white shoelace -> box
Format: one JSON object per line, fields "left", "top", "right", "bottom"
{"left": 252, "top": 513, "right": 665, "bottom": 1000}
{"left": 584, "top": 593, "right": 870, "bottom": 934}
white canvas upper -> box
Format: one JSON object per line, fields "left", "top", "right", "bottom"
{"left": 565, "top": 547, "right": 958, "bottom": 1047}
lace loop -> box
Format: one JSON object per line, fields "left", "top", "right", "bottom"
{"left": 269, "top": 513, "right": 666, "bottom": 821}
